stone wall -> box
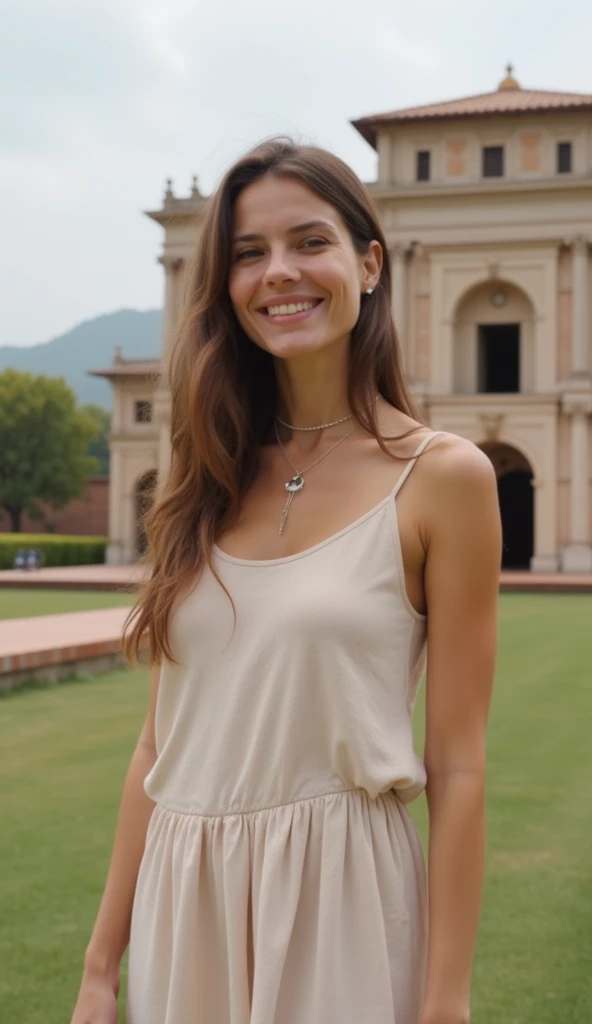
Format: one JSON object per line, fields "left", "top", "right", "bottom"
{"left": 0, "top": 476, "right": 109, "bottom": 536}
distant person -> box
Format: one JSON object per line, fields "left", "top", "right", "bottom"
{"left": 71, "top": 139, "right": 501, "bottom": 1024}
{"left": 13, "top": 548, "right": 26, "bottom": 570}
{"left": 26, "top": 548, "right": 40, "bottom": 571}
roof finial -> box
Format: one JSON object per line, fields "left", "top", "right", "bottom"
{"left": 498, "top": 63, "right": 520, "bottom": 91}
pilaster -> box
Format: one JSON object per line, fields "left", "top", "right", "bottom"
{"left": 570, "top": 236, "right": 590, "bottom": 379}
{"left": 560, "top": 392, "right": 592, "bottom": 572}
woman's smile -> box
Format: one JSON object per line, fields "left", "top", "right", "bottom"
{"left": 257, "top": 296, "right": 324, "bottom": 325}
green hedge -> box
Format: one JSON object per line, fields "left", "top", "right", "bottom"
{"left": 0, "top": 534, "right": 107, "bottom": 570}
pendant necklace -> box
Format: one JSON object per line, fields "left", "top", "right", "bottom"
{"left": 274, "top": 420, "right": 357, "bottom": 535}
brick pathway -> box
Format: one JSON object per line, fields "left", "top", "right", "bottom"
{"left": 0, "top": 606, "right": 130, "bottom": 690}
{"left": 500, "top": 570, "right": 592, "bottom": 593}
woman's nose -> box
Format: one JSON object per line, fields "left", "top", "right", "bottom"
{"left": 263, "top": 246, "right": 301, "bottom": 285}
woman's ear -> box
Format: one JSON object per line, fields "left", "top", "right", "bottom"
{"left": 361, "top": 240, "right": 383, "bottom": 292}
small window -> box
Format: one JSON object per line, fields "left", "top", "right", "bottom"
{"left": 135, "top": 400, "right": 152, "bottom": 424}
{"left": 483, "top": 146, "right": 504, "bottom": 178}
{"left": 416, "top": 151, "right": 431, "bottom": 182}
{"left": 557, "top": 142, "right": 572, "bottom": 174}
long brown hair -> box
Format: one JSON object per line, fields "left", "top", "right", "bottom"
{"left": 123, "top": 137, "right": 424, "bottom": 664}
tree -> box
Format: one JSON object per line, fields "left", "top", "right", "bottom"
{"left": 0, "top": 369, "right": 98, "bottom": 532}
{"left": 82, "top": 403, "right": 111, "bottom": 475}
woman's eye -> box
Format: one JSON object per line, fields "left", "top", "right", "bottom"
{"left": 300, "top": 237, "right": 327, "bottom": 249}
{"left": 234, "top": 248, "right": 262, "bottom": 261}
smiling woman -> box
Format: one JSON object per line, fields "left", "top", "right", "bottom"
{"left": 228, "top": 179, "right": 382, "bottom": 364}
{"left": 71, "top": 138, "right": 501, "bottom": 1024}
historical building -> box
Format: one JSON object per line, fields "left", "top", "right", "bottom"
{"left": 93, "top": 69, "right": 592, "bottom": 572}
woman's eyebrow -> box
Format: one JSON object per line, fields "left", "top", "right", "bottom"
{"left": 232, "top": 220, "right": 336, "bottom": 244}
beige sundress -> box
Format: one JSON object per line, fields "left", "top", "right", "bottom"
{"left": 127, "top": 432, "right": 440, "bottom": 1024}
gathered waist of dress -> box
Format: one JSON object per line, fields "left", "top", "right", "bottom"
{"left": 146, "top": 785, "right": 408, "bottom": 822}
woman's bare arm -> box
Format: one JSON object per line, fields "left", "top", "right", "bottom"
{"left": 419, "top": 439, "right": 502, "bottom": 1024}
{"left": 71, "top": 662, "right": 161, "bottom": 1015}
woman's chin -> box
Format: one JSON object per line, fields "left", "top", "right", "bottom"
{"left": 262, "top": 331, "right": 343, "bottom": 362}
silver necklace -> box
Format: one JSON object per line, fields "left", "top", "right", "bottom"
{"left": 274, "top": 423, "right": 357, "bottom": 535}
{"left": 275, "top": 410, "right": 353, "bottom": 432}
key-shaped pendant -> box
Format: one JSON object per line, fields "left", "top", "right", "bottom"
{"left": 279, "top": 476, "right": 305, "bottom": 534}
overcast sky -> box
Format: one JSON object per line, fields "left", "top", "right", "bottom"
{"left": 2, "top": 0, "right": 591, "bottom": 347}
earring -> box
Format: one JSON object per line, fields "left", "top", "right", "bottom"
{"left": 365, "top": 288, "right": 373, "bottom": 296}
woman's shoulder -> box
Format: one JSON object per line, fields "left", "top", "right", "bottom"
{"left": 370, "top": 405, "right": 497, "bottom": 505}
{"left": 413, "top": 431, "right": 500, "bottom": 547}
{"left": 420, "top": 431, "right": 496, "bottom": 490}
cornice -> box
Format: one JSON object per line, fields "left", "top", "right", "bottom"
{"left": 383, "top": 226, "right": 592, "bottom": 250}
{"left": 370, "top": 174, "right": 592, "bottom": 203}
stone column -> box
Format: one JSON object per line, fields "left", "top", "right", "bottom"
{"left": 531, "top": 476, "right": 560, "bottom": 573}
{"left": 571, "top": 236, "right": 590, "bottom": 377}
{"left": 154, "top": 389, "right": 172, "bottom": 489}
{"left": 408, "top": 242, "right": 431, "bottom": 398}
{"left": 561, "top": 397, "right": 592, "bottom": 572}
{"left": 121, "top": 484, "right": 136, "bottom": 565}
{"left": 154, "top": 256, "right": 183, "bottom": 497}
{"left": 160, "top": 256, "right": 184, "bottom": 369}
{"left": 106, "top": 448, "right": 123, "bottom": 565}
{"left": 391, "top": 245, "right": 408, "bottom": 369}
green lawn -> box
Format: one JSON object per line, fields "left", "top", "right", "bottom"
{"left": 0, "top": 593, "right": 591, "bottom": 1023}
{"left": 0, "top": 587, "right": 134, "bottom": 619}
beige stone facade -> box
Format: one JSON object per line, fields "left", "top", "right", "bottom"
{"left": 94, "top": 73, "right": 592, "bottom": 572}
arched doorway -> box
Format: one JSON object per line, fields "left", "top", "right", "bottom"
{"left": 480, "top": 443, "right": 534, "bottom": 569}
{"left": 135, "top": 470, "right": 158, "bottom": 557}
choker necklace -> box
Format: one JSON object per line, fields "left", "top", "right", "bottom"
{"left": 275, "top": 411, "right": 353, "bottom": 432}
{"left": 274, "top": 422, "right": 357, "bottom": 535}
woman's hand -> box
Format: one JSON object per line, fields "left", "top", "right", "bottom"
{"left": 70, "top": 965, "right": 119, "bottom": 1024}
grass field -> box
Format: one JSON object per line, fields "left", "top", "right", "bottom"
{"left": 0, "top": 587, "right": 134, "bottom": 619}
{"left": 0, "top": 593, "right": 591, "bottom": 1023}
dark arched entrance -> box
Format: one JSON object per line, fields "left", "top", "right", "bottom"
{"left": 480, "top": 443, "right": 534, "bottom": 569}
{"left": 135, "top": 470, "right": 158, "bottom": 556}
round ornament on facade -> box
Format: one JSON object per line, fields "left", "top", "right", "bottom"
{"left": 491, "top": 289, "right": 508, "bottom": 308}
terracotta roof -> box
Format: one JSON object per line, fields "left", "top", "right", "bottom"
{"left": 352, "top": 83, "right": 592, "bottom": 148}
{"left": 88, "top": 358, "right": 161, "bottom": 380}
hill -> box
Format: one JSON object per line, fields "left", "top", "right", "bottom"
{"left": 0, "top": 309, "right": 162, "bottom": 407}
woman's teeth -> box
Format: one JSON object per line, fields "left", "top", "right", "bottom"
{"left": 266, "top": 300, "right": 317, "bottom": 317}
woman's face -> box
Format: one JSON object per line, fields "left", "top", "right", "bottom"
{"left": 228, "top": 175, "right": 381, "bottom": 362}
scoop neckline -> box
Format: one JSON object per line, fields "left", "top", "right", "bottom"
{"left": 213, "top": 493, "right": 392, "bottom": 567}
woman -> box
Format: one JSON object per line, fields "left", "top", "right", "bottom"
{"left": 71, "top": 139, "right": 501, "bottom": 1024}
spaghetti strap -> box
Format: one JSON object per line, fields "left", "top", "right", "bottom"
{"left": 390, "top": 431, "right": 444, "bottom": 501}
